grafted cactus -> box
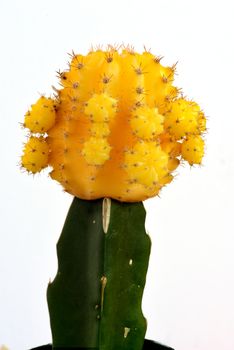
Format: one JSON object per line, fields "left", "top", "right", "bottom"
{"left": 20, "top": 46, "right": 206, "bottom": 350}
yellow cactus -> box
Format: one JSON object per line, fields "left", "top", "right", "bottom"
{"left": 21, "top": 46, "right": 206, "bottom": 201}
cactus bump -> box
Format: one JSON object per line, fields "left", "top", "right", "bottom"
{"left": 20, "top": 46, "right": 206, "bottom": 349}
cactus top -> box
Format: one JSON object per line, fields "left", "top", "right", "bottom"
{"left": 21, "top": 46, "right": 206, "bottom": 202}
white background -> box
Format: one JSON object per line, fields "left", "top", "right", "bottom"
{"left": 0, "top": 0, "right": 234, "bottom": 349}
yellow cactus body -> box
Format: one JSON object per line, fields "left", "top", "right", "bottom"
{"left": 21, "top": 47, "right": 206, "bottom": 201}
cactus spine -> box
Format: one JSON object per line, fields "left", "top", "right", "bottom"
{"left": 47, "top": 197, "right": 151, "bottom": 349}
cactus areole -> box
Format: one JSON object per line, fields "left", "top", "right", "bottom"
{"left": 21, "top": 46, "right": 206, "bottom": 349}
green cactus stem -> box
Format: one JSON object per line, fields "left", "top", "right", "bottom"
{"left": 47, "top": 197, "right": 151, "bottom": 350}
